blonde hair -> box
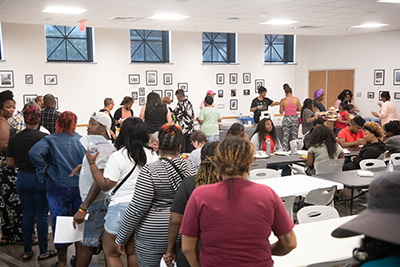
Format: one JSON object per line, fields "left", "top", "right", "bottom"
{"left": 364, "top": 121, "right": 383, "bottom": 138}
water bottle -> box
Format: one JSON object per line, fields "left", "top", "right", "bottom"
{"left": 337, "top": 113, "right": 341, "bottom": 120}
{"left": 387, "top": 159, "right": 394, "bottom": 173}
{"left": 291, "top": 139, "right": 297, "bottom": 155}
{"left": 266, "top": 138, "right": 271, "bottom": 156}
{"left": 88, "top": 142, "right": 98, "bottom": 155}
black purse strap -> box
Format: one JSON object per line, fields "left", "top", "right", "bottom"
{"left": 161, "top": 157, "right": 184, "bottom": 180}
{"left": 110, "top": 163, "right": 137, "bottom": 196}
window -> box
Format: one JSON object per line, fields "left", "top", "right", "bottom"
{"left": 130, "top": 30, "right": 169, "bottom": 63}
{"left": 202, "top": 32, "right": 236, "bottom": 63}
{"left": 264, "top": 34, "right": 295, "bottom": 63}
{"left": 45, "top": 25, "right": 93, "bottom": 62}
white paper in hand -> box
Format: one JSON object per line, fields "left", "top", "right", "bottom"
{"left": 54, "top": 216, "right": 85, "bottom": 243}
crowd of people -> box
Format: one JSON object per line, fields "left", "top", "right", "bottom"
{"left": 0, "top": 85, "right": 399, "bottom": 267}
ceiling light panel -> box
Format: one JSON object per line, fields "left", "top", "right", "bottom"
{"left": 148, "top": 14, "right": 189, "bottom": 20}
{"left": 42, "top": 7, "right": 87, "bottom": 14}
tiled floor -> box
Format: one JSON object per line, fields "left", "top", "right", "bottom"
{"left": 0, "top": 189, "right": 367, "bottom": 267}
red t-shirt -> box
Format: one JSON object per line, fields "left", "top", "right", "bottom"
{"left": 181, "top": 178, "right": 294, "bottom": 267}
{"left": 338, "top": 126, "right": 365, "bottom": 147}
{"left": 262, "top": 135, "right": 275, "bottom": 154}
{"left": 336, "top": 110, "right": 349, "bottom": 129}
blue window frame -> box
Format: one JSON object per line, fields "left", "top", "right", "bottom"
{"left": 202, "top": 32, "right": 236, "bottom": 63}
{"left": 130, "top": 30, "right": 169, "bottom": 63}
{"left": 45, "top": 25, "right": 93, "bottom": 62}
{"left": 264, "top": 34, "right": 295, "bottom": 63}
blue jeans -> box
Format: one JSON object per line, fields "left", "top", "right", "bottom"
{"left": 16, "top": 172, "right": 49, "bottom": 255}
{"left": 267, "top": 163, "right": 292, "bottom": 176}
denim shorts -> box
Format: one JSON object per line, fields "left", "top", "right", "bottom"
{"left": 104, "top": 202, "right": 130, "bottom": 235}
{"left": 81, "top": 200, "right": 107, "bottom": 247}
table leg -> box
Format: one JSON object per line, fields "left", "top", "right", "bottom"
{"left": 350, "top": 189, "right": 354, "bottom": 215}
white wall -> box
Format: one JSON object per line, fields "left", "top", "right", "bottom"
{"left": 306, "top": 29, "right": 400, "bottom": 119}
{"left": 0, "top": 22, "right": 307, "bottom": 136}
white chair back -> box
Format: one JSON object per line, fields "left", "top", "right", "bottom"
{"left": 390, "top": 153, "right": 400, "bottom": 166}
{"left": 250, "top": 159, "right": 268, "bottom": 171}
{"left": 281, "top": 195, "right": 296, "bottom": 222}
{"left": 315, "top": 158, "right": 344, "bottom": 175}
{"left": 377, "top": 150, "right": 389, "bottom": 160}
{"left": 249, "top": 169, "right": 280, "bottom": 180}
{"left": 297, "top": 205, "right": 339, "bottom": 224}
{"left": 359, "top": 159, "right": 386, "bottom": 170}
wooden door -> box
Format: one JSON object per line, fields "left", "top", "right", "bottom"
{"left": 327, "top": 70, "right": 354, "bottom": 108}
{"left": 308, "top": 71, "right": 327, "bottom": 107}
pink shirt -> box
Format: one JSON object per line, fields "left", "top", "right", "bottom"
{"left": 181, "top": 178, "right": 294, "bottom": 267}
{"left": 284, "top": 97, "right": 297, "bottom": 115}
{"left": 333, "top": 99, "right": 359, "bottom": 111}
{"left": 199, "top": 101, "right": 215, "bottom": 109}
{"left": 380, "top": 101, "right": 398, "bottom": 126}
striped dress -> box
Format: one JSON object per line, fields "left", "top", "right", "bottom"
{"left": 115, "top": 157, "right": 196, "bottom": 267}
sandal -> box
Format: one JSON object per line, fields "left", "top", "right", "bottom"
{"left": 1, "top": 236, "right": 10, "bottom": 246}
{"left": 22, "top": 251, "right": 34, "bottom": 261}
{"left": 32, "top": 237, "right": 39, "bottom": 246}
{"left": 38, "top": 250, "right": 58, "bottom": 261}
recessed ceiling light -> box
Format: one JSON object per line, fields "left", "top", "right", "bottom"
{"left": 377, "top": 0, "right": 400, "bottom": 3}
{"left": 352, "top": 23, "right": 388, "bottom": 28}
{"left": 42, "top": 7, "right": 87, "bottom": 14}
{"left": 148, "top": 14, "right": 189, "bottom": 20}
{"left": 260, "top": 20, "right": 298, "bottom": 25}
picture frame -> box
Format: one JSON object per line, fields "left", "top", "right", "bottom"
{"left": 243, "top": 73, "right": 251, "bottom": 84}
{"left": 132, "top": 91, "right": 138, "bottom": 100}
{"left": 230, "top": 99, "right": 238, "bottom": 110}
{"left": 146, "top": 70, "right": 157, "bottom": 86}
{"left": 216, "top": 73, "right": 224, "bottom": 85}
{"left": 23, "top": 94, "right": 37, "bottom": 104}
{"left": 177, "top": 83, "right": 188, "bottom": 92}
{"left": 129, "top": 74, "right": 140, "bottom": 84}
{"left": 218, "top": 90, "right": 224, "bottom": 98}
{"left": 164, "top": 73, "right": 173, "bottom": 85}
{"left": 394, "top": 69, "right": 400, "bottom": 85}
{"left": 139, "top": 87, "right": 145, "bottom": 96}
{"left": 243, "top": 89, "right": 250, "bottom": 96}
{"left": 255, "top": 79, "right": 265, "bottom": 93}
{"left": 367, "top": 92, "right": 375, "bottom": 99}
{"left": 25, "top": 74, "right": 33, "bottom": 85}
{"left": 231, "top": 89, "right": 236, "bottom": 97}
{"left": 164, "top": 89, "right": 173, "bottom": 101}
{"left": 55, "top": 97, "right": 59, "bottom": 110}
{"left": 394, "top": 92, "right": 400, "bottom": 100}
{"left": 153, "top": 90, "right": 163, "bottom": 99}
{"left": 217, "top": 104, "right": 224, "bottom": 109}
{"left": 374, "top": 69, "right": 384, "bottom": 86}
{"left": 0, "top": 70, "right": 14, "bottom": 88}
{"left": 44, "top": 74, "right": 57, "bottom": 85}
{"left": 139, "top": 97, "right": 145, "bottom": 106}
{"left": 229, "top": 73, "right": 237, "bottom": 84}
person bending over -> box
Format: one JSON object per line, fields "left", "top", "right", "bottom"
{"left": 188, "top": 130, "right": 208, "bottom": 171}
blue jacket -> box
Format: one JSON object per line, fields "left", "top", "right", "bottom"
{"left": 29, "top": 132, "right": 86, "bottom": 187}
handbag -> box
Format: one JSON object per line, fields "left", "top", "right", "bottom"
{"left": 104, "top": 163, "right": 137, "bottom": 206}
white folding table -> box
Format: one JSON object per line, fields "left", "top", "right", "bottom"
{"left": 270, "top": 216, "right": 361, "bottom": 267}
{"left": 254, "top": 175, "right": 344, "bottom": 198}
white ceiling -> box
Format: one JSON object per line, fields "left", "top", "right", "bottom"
{"left": 1, "top": 0, "right": 400, "bottom": 36}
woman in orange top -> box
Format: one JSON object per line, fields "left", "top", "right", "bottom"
{"left": 279, "top": 84, "right": 301, "bottom": 151}
{"left": 113, "top": 96, "right": 134, "bottom": 128}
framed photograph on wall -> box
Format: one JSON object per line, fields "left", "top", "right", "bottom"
{"left": 139, "top": 87, "right": 145, "bottom": 96}
{"left": 230, "top": 99, "right": 238, "bottom": 110}
{"left": 164, "top": 90, "right": 173, "bottom": 101}
{"left": 243, "top": 89, "right": 250, "bottom": 96}
{"left": 164, "top": 73, "right": 173, "bottom": 85}
{"left": 374, "top": 69, "right": 384, "bottom": 85}
{"left": 44, "top": 74, "right": 57, "bottom": 85}
{"left": 129, "top": 74, "right": 140, "bottom": 84}
{"left": 153, "top": 90, "right": 163, "bottom": 99}
{"left": 231, "top": 89, "right": 236, "bottom": 97}
{"left": 229, "top": 73, "right": 237, "bottom": 84}
{"left": 0, "top": 70, "right": 14, "bottom": 88}
{"left": 394, "top": 69, "right": 400, "bottom": 85}
{"left": 255, "top": 79, "right": 265, "bottom": 93}
{"left": 243, "top": 73, "right": 251, "bottom": 84}
{"left": 23, "top": 94, "right": 37, "bottom": 104}
{"left": 132, "top": 91, "right": 138, "bottom": 100}
{"left": 177, "top": 83, "right": 188, "bottom": 92}
{"left": 218, "top": 90, "right": 223, "bottom": 98}
{"left": 139, "top": 97, "right": 145, "bottom": 106}
{"left": 25, "top": 74, "right": 33, "bottom": 84}
{"left": 394, "top": 92, "right": 400, "bottom": 100}
{"left": 146, "top": 70, "right": 157, "bottom": 86}
{"left": 216, "top": 73, "right": 224, "bottom": 85}
{"left": 367, "top": 92, "right": 375, "bottom": 99}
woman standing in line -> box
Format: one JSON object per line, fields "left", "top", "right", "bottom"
{"left": 312, "top": 88, "right": 326, "bottom": 112}
{"left": 301, "top": 98, "right": 319, "bottom": 136}
{"left": 333, "top": 90, "right": 359, "bottom": 112}
{"left": 7, "top": 104, "right": 57, "bottom": 261}
{"left": 85, "top": 117, "right": 158, "bottom": 267}
{"left": 115, "top": 124, "right": 196, "bottom": 267}
{"left": 371, "top": 91, "right": 398, "bottom": 127}
{"left": 198, "top": 96, "right": 222, "bottom": 142}
{"left": 114, "top": 96, "right": 134, "bottom": 128}
{"left": 280, "top": 84, "right": 302, "bottom": 151}
{"left": 0, "top": 90, "right": 22, "bottom": 246}
{"left": 139, "top": 92, "right": 172, "bottom": 136}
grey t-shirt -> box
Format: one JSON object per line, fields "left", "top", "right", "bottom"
{"left": 308, "top": 143, "right": 343, "bottom": 169}
{"left": 385, "top": 135, "right": 400, "bottom": 153}
{"left": 302, "top": 109, "right": 315, "bottom": 135}
{"left": 188, "top": 147, "right": 202, "bottom": 171}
